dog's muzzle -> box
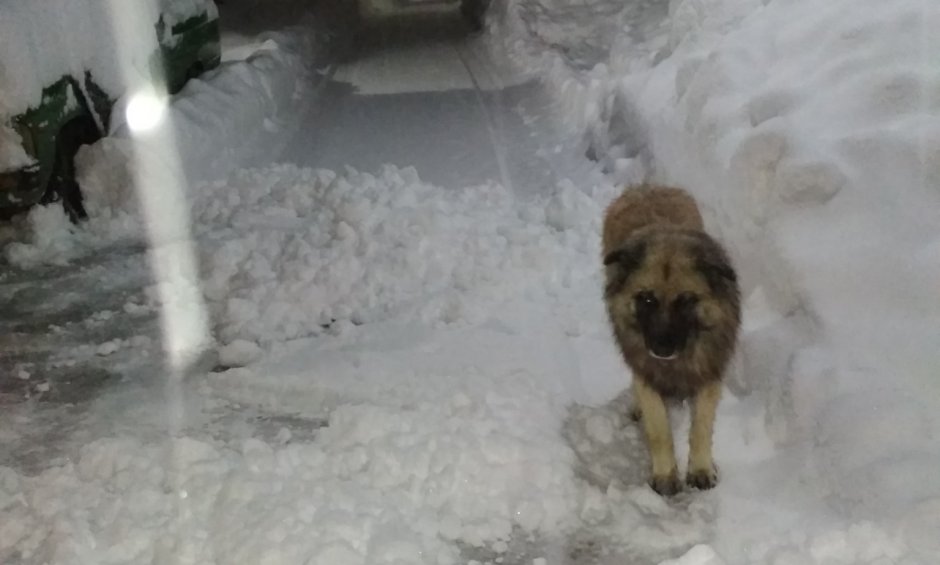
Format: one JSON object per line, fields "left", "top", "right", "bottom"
{"left": 648, "top": 349, "right": 679, "bottom": 361}
{"left": 646, "top": 332, "right": 684, "bottom": 361}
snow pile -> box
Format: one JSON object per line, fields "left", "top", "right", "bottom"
{"left": 6, "top": 156, "right": 607, "bottom": 351}
{"left": 0, "top": 368, "right": 583, "bottom": 564}
{"left": 493, "top": 0, "right": 940, "bottom": 559}
{"left": 1, "top": 206, "right": 85, "bottom": 267}
{"left": 624, "top": 0, "right": 940, "bottom": 534}
{"left": 194, "top": 164, "right": 603, "bottom": 345}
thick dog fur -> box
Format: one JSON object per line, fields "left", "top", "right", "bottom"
{"left": 602, "top": 184, "right": 741, "bottom": 496}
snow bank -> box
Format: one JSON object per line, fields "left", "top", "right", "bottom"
{"left": 493, "top": 0, "right": 940, "bottom": 560}
{"left": 485, "top": 0, "right": 671, "bottom": 139}
{"left": 625, "top": 0, "right": 940, "bottom": 533}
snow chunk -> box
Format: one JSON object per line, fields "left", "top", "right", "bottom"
{"left": 217, "top": 339, "right": 264, "bottom": 367}
{"left": 2, "top": 205, "right": 81, "bottom": 267}
{"left": 96, "top": 339, "right": 123, "bottom": 356}
{"left": 659, "top": 544, "right": 725, "bottom": 565}
{"left": 159, "top": 0, "right": 218, "bottom": 28}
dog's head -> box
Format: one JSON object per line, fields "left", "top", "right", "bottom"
{"left": 604, "top": 229, "right": 739, "bottom": 361}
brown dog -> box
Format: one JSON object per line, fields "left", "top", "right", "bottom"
{"left": 602, "top": 185, "right": 741, "bottom": 495}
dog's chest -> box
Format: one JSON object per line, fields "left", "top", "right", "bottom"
{"left": 636, "top": 361, "right": 706, "bottom": 400}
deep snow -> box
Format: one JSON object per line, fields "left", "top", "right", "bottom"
{"left": 2, "top": 0, "right": 940, "bottom": 563}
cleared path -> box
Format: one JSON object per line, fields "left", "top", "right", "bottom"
{"left": 280, "top": 11, "right": 581, "bottom": 195}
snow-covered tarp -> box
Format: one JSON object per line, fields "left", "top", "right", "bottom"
{"left": 0, "top": 0, "right": 215, "bottom": 117}
{"left": 1, "top": 2, "right": 328, "bottom": 264}
{"left": 0, "top": 0, "right": 217, "bottom": 169}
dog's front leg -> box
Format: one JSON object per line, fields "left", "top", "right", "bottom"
{"left": 628, "top": 380, "right": 642, "bottom": 422}
{"left": 687, "top": 380, "right": 722, "bottom": 489}
{"left": 634, "top": 378, "right": 680, "bottom": 495}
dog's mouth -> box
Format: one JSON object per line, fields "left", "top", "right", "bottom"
{"left": 648, "top": 350, "right": 679, "bottom": 361}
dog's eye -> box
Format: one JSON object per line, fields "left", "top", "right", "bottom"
{"left": 673, "top": 292, "right": 699, "bottom": 310}
{"left": 634, "top": 291, "right": 658, "bottom": 309}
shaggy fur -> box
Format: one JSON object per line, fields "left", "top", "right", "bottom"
{"left": 602, "top": 184, "right": 741, "bottom": 496}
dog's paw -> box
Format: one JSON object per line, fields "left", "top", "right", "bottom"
{"left": 649, "top": 471, "right": 682, "bottom": 496}
{"left": 686, "top": 466, "right": 718, "bottom": 490}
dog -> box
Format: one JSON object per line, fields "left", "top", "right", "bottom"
{"left": 602, "top": 184, "right": 741, "bottom": 496}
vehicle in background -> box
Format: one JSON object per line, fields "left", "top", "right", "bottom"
{"left": 0, "top": 1, "right": 221, "bottom": 222}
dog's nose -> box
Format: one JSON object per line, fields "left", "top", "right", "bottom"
{"left": 647, "top": 332, "right": 681, "bottom": 360}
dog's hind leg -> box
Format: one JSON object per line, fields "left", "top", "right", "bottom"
{"left": 687, "top": 380, "right": 722, "bottom": 490}
{"left": 634, "top": 378, "right": 680, "bottom": 495}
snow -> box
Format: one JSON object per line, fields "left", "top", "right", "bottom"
{"left": 2, "top": 11, "right": 330, "bottom": 266}
{"left": 0, "top": 1, "right": 156, "bottom": 116}
{"left": 0, "top": 0, "right": 217, "bottom": 180}
{"left": 491, "top": 0, "right": 940, "bottom": 560}
{"left": 217, "top": 339, "right": 264, "bottom": 367}
{"left": 195, "top": 164, "right": 600, "bottom": 346}
{"left": 159, "top": 0, "right": 219, "bottom": 27}
{"left": 0, "top": 367, "right": 580, "bottom": 563}
{"left": 3, "top": 0, "right": 940, "bottom": 562}
{"left": 0, "top": 123, "right": 34, "bottom": 172}
{"left": 660, "top": 544, "right": 725, "bottom": 565}
{"left": 2, "top": 204, "right": 84, "bottom": 266}
{"left": 222, "top": 36, "right": 280, "bottom": 63}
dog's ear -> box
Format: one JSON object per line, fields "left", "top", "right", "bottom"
{"left": 604, "top": 241, "right": 646, "bottom": 296}
{"left": 604, "top": 241, "right": 646, "bottom": 272}
{"left": 696, "top": 244, "right": 738, "bottom": 294}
